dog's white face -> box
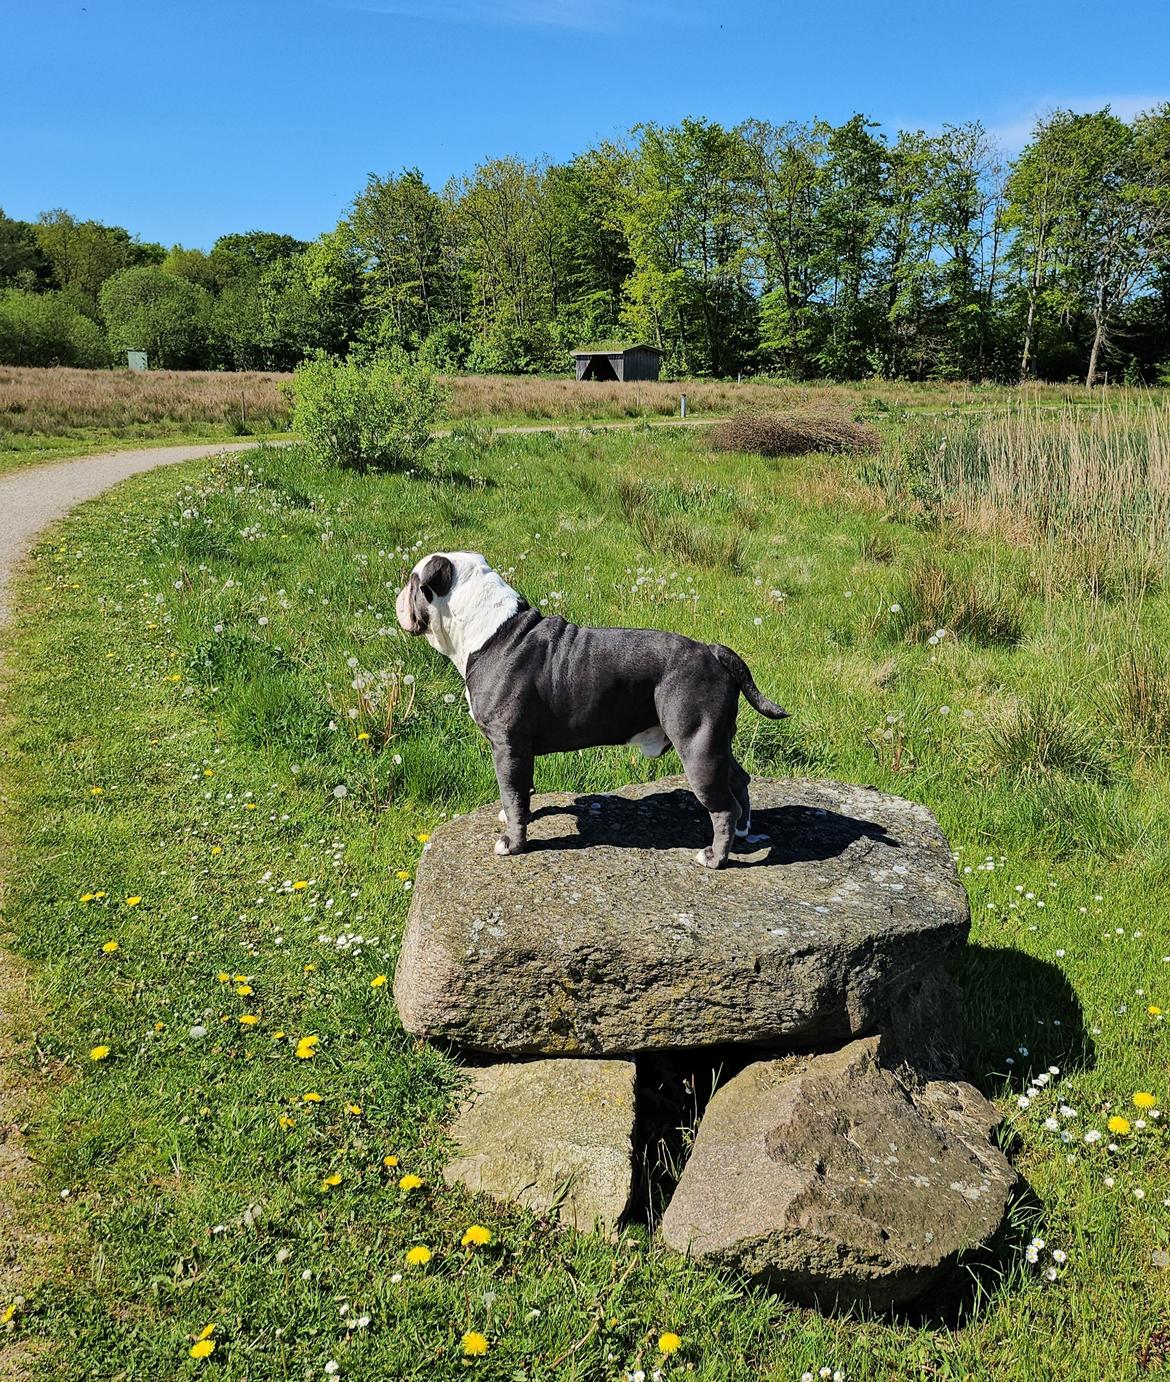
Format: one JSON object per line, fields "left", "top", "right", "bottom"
{"left": 395, "top": 551, "right": 523, "bottom": 677}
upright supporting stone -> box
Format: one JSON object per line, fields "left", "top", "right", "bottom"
{"left": 659, "top": 1037, "right": 1015, "bottom": 1309}
{"left": 443, "top": 1058, "right": 636, "bottom": 1235}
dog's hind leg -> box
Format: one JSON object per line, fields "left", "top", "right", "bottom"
{"left": 730, "top": 755, "right": 753, "bottom": 838}
{"left": 490, "top": 741, "right": 533, "bottom": 857}
{"left": 675, "top": 732, "right": 741, "bottom": 869}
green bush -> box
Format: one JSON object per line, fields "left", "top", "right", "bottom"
{"left": 290, "top": 353, "right": 447, "bottom": 472}
{"left": 0, "top": 288, "right": 109, "bottom": 367}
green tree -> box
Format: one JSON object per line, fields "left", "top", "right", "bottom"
{"left": 34, "top": 209, "right": 163, "bottom": 312}
{"left": 621, "top": 118, "right": 755, "bottom": 376}
{"left": 348, "top": 169, "right": 452, "bottom": 350}
{"left": 740, "top": 119, "right": 828, "bottom": 376}
{"left": 0, "top": 210, "right": 52, "bottom": 291}
{"left": 99, "top": 266, "right": 212, "bottom": 368}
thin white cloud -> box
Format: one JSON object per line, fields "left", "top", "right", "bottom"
{"left": 987, "top": 93, "right": 1168, "bottom": 150}
{"left": 329, "top": 0, "right": 622, "bottom": 31}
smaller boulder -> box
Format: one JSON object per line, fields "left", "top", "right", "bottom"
{"left": 659, "top": 1037, "right": 1014, "bottom": 1309}
{"left": 443, "top": 1058, "right": 636, "bottom": 1235}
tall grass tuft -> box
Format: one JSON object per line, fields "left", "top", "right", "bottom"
{"left": 887, "top": 560, "right": 1024, "bottom": 647}
{"left": 990, "top": 696, "right": 1114, "bottom": 784}
{"left": 1110, "top": 644, "right": 1170, "bottom": 751}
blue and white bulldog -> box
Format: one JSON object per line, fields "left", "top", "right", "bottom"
{"left": 396, "top": 551, "right": 788, "bottom": 868}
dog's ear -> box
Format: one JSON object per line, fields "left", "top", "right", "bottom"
{"left": 418, "top": 554, "right": 455, "bottom": 600}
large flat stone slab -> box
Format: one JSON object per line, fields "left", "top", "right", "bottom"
{"left": 443, "top": 1058, "right": 635, "bottom": 1234}
{"left": 394, "top": 777, "right": 969, "bottom": 1060}
{"left": 659, "top": 1037, "right": 1015, "bottom": 1309}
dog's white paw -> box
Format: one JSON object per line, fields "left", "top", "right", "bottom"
{"left": 494, "top": 837, "right": 510, "bottom": 856}
{"left": 694, "top": 848, "right": 721, "bottom": 869}
{"left": 498, "top": 808, "right": 508, "bottom": 824}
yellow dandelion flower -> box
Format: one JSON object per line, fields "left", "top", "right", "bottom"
{"left": 356, "top": 732, "right": 370, "bottom": 741}
{"left": 461, "top": 1225, "right": 492, "bottom": 1247}
{"left": 189, "top": 1339, "right": 215, "bottom": 1359}
{"left": 216, "top": 972, "right": 230, "bottom": 983}
{"left": 405, "top": 1244, "right": 432, "bottom": 1265}
{"left": 196, "top": 1324, "right": 216, "bottom": 1341}
{"left": 303, "top": 963, "right": 317, "bottom": 973}
{"left": 89, "top": 1045, "right": 110, "bottom": 1061}
{"left": 232, "top": 974, "right": 247, "bottom": 983}
{"left": 278, "top": 1115, "right": 295, "bottom": 1130}
{"left": 239, "top": 1014, "right": 260, "bottom": 1026}
{"left": 398, "top": 1173, "right": 423, "bottom": 1192}
{"left": 346, "top": 1103, "right": 362, "bottom": 1116}
{"left": 124, "top": 895, "right": 141, "bottom": 907}
{"left": 79, "top": 893, "right": 96, "bottom": 903}
{"left": 1, "top": 1303, "right": 16, "bottom": 1324}
{"left": 90, "top": 786, "right": 103, "bottom": 795}
{"left": 416, "top": 833, "right": 430, "bottom": 844}
{"left": 203, "top": 769, "right": 214, "bottom": 777}
{"left": 395, "top": 870, "right": 411, "bottom": 881}
{"left": 292, "top": 880, "right": 309, "bottom": 891}
{"left": 245, "top": 802, "right": 257, "bottom": 810}
{"left": 1133, "top": 1091, "right": 1158, "bottom": 1110}
{"left": 658, "top": 1332, "right": 682, "bottom": 1355}
{"left": 322, "top": 1173, "right": 342, "bottom": 1190}
{"left": 235, "top": 984, "right": 254, "bottom": 996}
{"left": 295, "top": 1035, "right": 319, "bottom": 1059}
{"left": 461, "top": 1331, "right": 489, "bottom": 1357}
{"left": 210, "top": 846, "right": 222, "bottom": 856}
{"left": 371, "top": 974, "right": 387, "bottom": 988}
{"left": 95, "top": 891, "right": 107, "bottom": 899}
{"left": 1107, "top": 1115, "right": 1132, "bottom": 1136}
{"left": 102, "top": 940, "right": 119, "bottom": 953}
{"left": 302, "top": 1091, "right": 323, "bottom": 1103}
{"left": 154, "top": 1021, "right": 165, "bottom": 1031}
{"left": 166, "top": 673, "right": 182, "bottom": 683}
{"left": 383, "top": 1154, "right": 399, "bottom": 1168}
{"left": 1149, "top": 1005, "right": 1163, "bottom": 1017}
{"left": 273, "top": 1031, "right": 285, "bottom": 1040}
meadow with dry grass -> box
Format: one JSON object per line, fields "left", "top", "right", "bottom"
{"left": 0, "top": 362, "right": 1132, "bottom": 468}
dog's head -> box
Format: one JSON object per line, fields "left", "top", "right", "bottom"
{"left": 395, "top": 551, "right": 523, "bottom": 673}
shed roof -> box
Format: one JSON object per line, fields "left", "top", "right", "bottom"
{"left": 570, "top": 342, "right": 663, "bottom": 357}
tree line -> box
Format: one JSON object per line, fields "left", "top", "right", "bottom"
{"left": 3, "top": 106, "right": 1169, "bottom": 385}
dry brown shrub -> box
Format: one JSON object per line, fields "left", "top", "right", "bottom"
{"left": 707, "top": 410, "right": 880, "bottom": 457}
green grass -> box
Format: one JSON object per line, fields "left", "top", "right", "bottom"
{"left": 2, "top": 428, "right": 1169, "bottom": 1379}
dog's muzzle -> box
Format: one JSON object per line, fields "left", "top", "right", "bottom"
{"left": 395, "top": 575, "right": 428, "bottom": 635}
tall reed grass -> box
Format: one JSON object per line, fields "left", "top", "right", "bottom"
{"left": 881, "top": 398, "right": 1170, "bottom": 570}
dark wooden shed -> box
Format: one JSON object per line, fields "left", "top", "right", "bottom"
{"left": 572, "top": 344, "right": 663, "bottom": 382}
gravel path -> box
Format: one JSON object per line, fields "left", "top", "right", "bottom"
{"left": 0, "top": 440, "right": 269, "bottom": 625}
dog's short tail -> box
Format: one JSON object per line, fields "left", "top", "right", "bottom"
{"left": 710, "top": 644, "right": 789, "bottom": 719}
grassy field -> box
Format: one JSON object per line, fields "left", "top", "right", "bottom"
{"left": 2, "top": 417, "right": 1169, "bottom": 1378}
{"left": 2, "top": 365, "right": 1148, "bottom": 476}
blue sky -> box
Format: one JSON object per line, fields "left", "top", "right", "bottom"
{"left": 3, "top": 0, "right": 1168, "bottom": 249}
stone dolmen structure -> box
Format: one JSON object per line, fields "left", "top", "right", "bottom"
{"left": 393, "top": 777, "right": 1015, "bottom": 1309}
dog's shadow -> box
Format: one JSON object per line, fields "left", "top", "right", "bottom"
{"left": 525, "top": 787, "right": 898, "bottom": 868}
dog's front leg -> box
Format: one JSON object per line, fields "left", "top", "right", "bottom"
{"left": 490, "top": 740, "right": 533, "bottom": 857}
